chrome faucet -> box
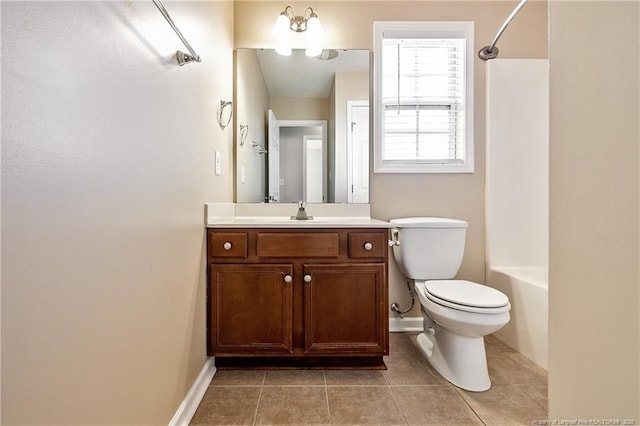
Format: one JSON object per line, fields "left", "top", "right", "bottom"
{"left": 291, "top": 201, "right": 313, "bottom": 220}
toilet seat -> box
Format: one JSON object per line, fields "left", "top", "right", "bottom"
{"left": 419, "top": 280, "right": 510, "bottom": 314}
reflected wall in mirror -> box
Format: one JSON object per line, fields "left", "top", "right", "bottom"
{"left": 235, "top": 48, "right": 370, "bottom": 203}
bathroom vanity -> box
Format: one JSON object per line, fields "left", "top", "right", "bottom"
{"left": 206, "top": 208, "right": 390, "bottom": 368}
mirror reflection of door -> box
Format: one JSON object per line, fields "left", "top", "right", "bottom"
{"left": 348, "top": 101, "right": 370, "bottom": 203}
{"left": 267, "top": 110, "right": 280, "bottom": 202}
{"left": 276, "top": 120, "right": 327, "bottom": 203}
{"left": 304, "top": 137, "right": 324, "bottom": 202}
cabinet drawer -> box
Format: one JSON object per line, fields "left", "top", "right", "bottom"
{"left": 257, "top": 232, "right": 339, "bottom": 257}
{"left": 209, "top": 232, "right": 248, "bottom": 258}
{"left": 349, "top": 232, "right": 387, "bottom": 259}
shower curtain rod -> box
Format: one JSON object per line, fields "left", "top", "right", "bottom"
{"left": 478, "top": 0, "right": 528, "bottom": 60}
{"left": 152, "top": 0, "right": 201, "bottom": 66}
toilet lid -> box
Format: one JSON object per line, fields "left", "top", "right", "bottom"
{"left": 424, "top": 280, "right": 509, "bottom": 309}
{"left": 389, "top": 217, "right": 468, "bottom": 229}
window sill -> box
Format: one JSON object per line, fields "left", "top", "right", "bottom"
{"left": 373, "top": 161, "right": 474, "bottom": 174}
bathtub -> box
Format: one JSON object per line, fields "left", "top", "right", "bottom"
{"left": 486, "top": 266, "right": 548, "bottom": 369}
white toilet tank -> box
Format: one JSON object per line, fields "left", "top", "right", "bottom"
{"left": 389, "top": 217, "right": 468, "bottom": 280}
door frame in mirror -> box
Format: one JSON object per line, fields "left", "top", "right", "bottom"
{"left": 275, "top": 120, "right": 328, "bottom": 203}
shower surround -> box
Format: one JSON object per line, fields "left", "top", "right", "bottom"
{"left": 485, "top": 59, "right": 549, "bottom": 369}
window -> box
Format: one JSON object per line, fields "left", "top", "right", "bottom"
{"left": 373, "top": 21, "right": 474, "bottom": 173}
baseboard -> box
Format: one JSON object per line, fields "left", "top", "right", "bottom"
{"left": 169, "top": 357, "right": 216, "bottom": 426}
{"left": 389, "top": 316, "right": 424, "bottom": 332}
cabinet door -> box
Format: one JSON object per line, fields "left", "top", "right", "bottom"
{"left": 303, "top": 263, "right": 388, "bottom": 355}
{"left": 209, "top": 264, "right": 293, "bottom": 355}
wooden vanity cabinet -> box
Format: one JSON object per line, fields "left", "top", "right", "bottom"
{"left": 207, "top": 228, "right": 389, "bottom": 368}
{"left": 209, "top": 264, "right": 294, "bottom": 355}
{"left": 303, "top": 262, "right": 387, "bottom": 355}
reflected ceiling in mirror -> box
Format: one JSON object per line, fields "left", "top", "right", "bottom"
{"left": 257, "top": 49, "right": 369, "bottom": 98}
{"left": 235, "top": 48, "right": 370, "bottom": 204}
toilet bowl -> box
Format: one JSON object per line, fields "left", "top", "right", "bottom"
{"left": 414, "top": 280, "right": 510, "bottom": 391}
{"left": 389, "top": 218, "right": 511, "bottom": 392}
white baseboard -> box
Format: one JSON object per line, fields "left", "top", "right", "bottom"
{"left": 169, "top": 357, "right": 216, "bottom": 426}
{"left": 389, "top": 316, "right": 424, "bottom": 332}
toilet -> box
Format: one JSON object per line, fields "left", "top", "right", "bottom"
{"left": 389, "top": 217, "right": 511, "bottom": 392}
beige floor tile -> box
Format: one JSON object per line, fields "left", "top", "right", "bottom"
{"left": 327, "top": 386, "right": 406, "bottom": 425}
{"left": 190, "top": 386, "right": 261, "bottom": 425}
{"left": 210, "top": 370, "right": 266, "bottom": 386}
{"left": 325, "top": 370, "right": 387, "bottom": 385}
{"left": 255, "top": 386, "right": 330, "bottom": 425}
{"left": 192, "top": 333, "right": 548, "bottom": 425}
{"left": 383, "top": 350, "right": 447, "bottom": 386}
{"left": 264, "top": 369, "right": 325, "bottom": 386}
{"left": 521, "top": 384, "right": 548, "bottom": 411}
{"left": 485, "top": 334, "right": 516, "bottom": 354}
{"left": 487, "top": 361, "right": 512, "bottom": 385}
{"left": 389, "top": 332, "right": 420, "bottom": 354}
{"left": 487, "top": 351, "right": 548, "bottom": 385}
{"left": 392, "top": 385, "right": 483, "bottom": 425}
{"left": 458, "top": 385, "right": 548, "bottom": 425}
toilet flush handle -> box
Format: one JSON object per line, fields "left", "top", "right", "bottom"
{"left": 388, "top": 229, "right": 400, "bottom": 247}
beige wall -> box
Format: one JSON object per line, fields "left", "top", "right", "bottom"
{"left": 1, "top": 1, "right": 233, "bottom": 424}
{"left": 270, "top": 97, "right": 329, "bottom": 120}
{"left": 236, "top": 48, "right": 269, "bottom": 202}
{"left": 235, "top": 1, "right": 548, "bottom": 316}
{"left": 548, "top": 1, "right": 640, "bottom": 421}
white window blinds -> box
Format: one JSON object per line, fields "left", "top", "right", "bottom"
{"left": 382, "top": 38, "right": 466, "bottom": 163}
{"left": 373, "top": 22, "right": 474, "bottom": 173}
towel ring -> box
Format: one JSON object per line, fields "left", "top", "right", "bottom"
{"left": 217, "top": 100, "right": 233, "bottom": 129}
{"left": 239, "top": 124, "right": 249, "bottom": 146}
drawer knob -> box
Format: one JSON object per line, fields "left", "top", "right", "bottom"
{"left": 284, "top": 275, "right": 292, "bottom": 283}
{"left": 303, "top": 274, "right": 312, "bottom": 283}
{"left": 223, "top": 242, "right": 232, "bottom": 250}
{"left": 364, "top": 242, "right": 373, "bottom": 251}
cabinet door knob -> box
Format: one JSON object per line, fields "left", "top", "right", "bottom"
{"left": 283, "top": 275, "right": 292, "bottom": 283}
{"left": 223, "top": 242, "right": 232, "bottom": 250}
{"left": 303, "top": 274, "right": 312, "bottom": 283}
{"left": 364, "top": 242, "right": 373, "bottom": 251}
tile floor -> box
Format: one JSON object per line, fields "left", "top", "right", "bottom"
{"left": 191, "top": 333, "right": 548, "bottom": 425}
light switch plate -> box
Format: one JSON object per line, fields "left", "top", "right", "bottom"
{"left": 214, "top": 151, "right": 221, "bottom": 176}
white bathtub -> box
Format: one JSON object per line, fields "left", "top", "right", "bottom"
{"left": 486, "top": 266, "right": 548, "bottom": 369}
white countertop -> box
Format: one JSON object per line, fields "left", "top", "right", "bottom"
{"left": 207, "top": 216, "right": 391, "bottom": 228}
{"left": 205, "top": 203, "right": 391, "bottom": 228}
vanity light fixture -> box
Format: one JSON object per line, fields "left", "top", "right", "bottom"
{"left": 272, "top": 6, "right": 324, "bottom": 57}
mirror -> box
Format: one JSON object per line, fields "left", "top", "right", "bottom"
{"left": 235, "top": 48, "right": 370, "bottom": 203}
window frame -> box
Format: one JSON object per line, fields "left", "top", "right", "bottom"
{"left": 373, "top": 21, "right": 475, "bottom": 173}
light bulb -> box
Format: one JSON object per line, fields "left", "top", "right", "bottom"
{"left": 275, "top": 46, "right": 292, "bottom": 56}
{"left": 273, "top": 12, "right": 292, "bottom": 56}
{"left": 272, "top": 13, "right": 291, "bottom": 41}
{"left": 305, "top": 47, "right": 322, "bottom": 57}
{"left": 305, "top": 15, "right": 323, "bottom": 57}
